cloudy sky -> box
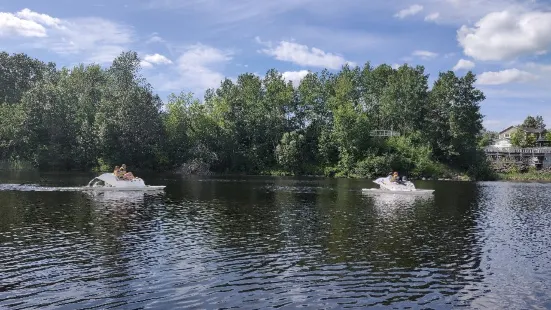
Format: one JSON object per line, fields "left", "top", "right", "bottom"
{"left": 1, "top": 0, "right": 551, "bottom": 131}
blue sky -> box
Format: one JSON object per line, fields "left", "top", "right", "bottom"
{"left": 1, "top": 0, "right": 551, "bottom": 131}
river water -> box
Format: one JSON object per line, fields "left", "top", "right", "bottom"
{"left": 0, "top": 172, "right": 550, "bottom": 309}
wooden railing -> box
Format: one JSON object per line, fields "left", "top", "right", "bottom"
{"left": 484, "top": 147, "right": 551, "bottom": 154}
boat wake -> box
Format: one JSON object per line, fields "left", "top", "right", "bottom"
{"left": 362, "top": 177, "right": 434, "bottom": 195}
{"left": 0, "top": 173, "right": 166, "bottom": 192}
{"left": 0, "top": 184, "right": 83, "bottom": 192}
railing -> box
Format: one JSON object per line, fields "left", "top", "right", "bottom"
{"left": 370, "top": 130, "right": 400, "bottom": 137}
{"left": 484, "top": 147, "right": 551, "bottom": 154}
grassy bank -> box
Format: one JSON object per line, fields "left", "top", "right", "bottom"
{"left": 261, "top": 167, "right": 476, "bottom": 181}
{"left": 497, "top": 171, "right": 551, "bottom": 182}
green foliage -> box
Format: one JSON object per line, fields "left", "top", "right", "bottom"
{"left": 522, "top": 115, "right": 545, "bottom": 129}
{"left": 0, "top": 52, "right": 53, "bottom": 104}
{"left": 510, "top": 129, "right": 524, "bottom": 147}
{"left": 526, "top": 133, "right": 537, "bottom": 147}
{"left": 465, "top": 151, "right": 498, "bottom": 180}
{"left": 478, "top": 130, "right": 498, "bottom": 148}
{"left": 0, "top": 103, "right": 26, "bottom": 160}
{"left": 1, "top": 51, "right": 164, "bottom": 170}
{"left": 353, "top": 155, "right": 393, "bottom": 179}
{"left": 498, "top": 170, "right": 551, "bottom": 181}
{"left": 511, "top": 129, "right": 536, "bottom": 147}
{"left": 275, "top": 131, "right": 305, "bottom": 174}
{"left": 0, "top": 51, "right": 491, "bottom": 178}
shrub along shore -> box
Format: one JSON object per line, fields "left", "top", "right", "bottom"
{"left": 0, "top": 51, "right": 498, "bottom": 180}
{"left": 497, "top": 172, "right": 551, "bottom": 181}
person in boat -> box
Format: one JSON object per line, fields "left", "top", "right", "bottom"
{"left": 390, "top": 171, "right": 397, "bottom": 182}
{"left": 113, "top": 166, "right": 123, "bottom": 179}
{"left": 390, "top": 171, "right": 403, "bottom": 183}
{"left": 119, "top": 164, "right": 135, "bottom": 180}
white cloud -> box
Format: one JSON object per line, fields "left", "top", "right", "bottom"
{"left": 453, "top": 59, "right": 475, "bottom": 71}
{"left": 424, "top": 12, "right": 440, "bottom": 21}
{"left": 16, "top": 8, "right": 61, "bottom": 27}
{"left": 0, "top": 8, "right": 134, "bottom": 64}
{"left": 140, "top": 60, "right": 154, "bottom": 69}
{"left": 141, "top": 53, "right": 172, "bottom": 69}
{"left": 458, "top": 10, "right": 551, "bottom": 61}
{"left": 412, "top": 50, "right": 438, "bottom": 59}
{"left": 257, "top": 37, "right": 354, "bottom": 69}
{"left": 477, "top": 68, "right": 538, "bottom": 85}
{"left": 146, "top": 33, "right": 165, "bottom": 44}
{"left": 405, "top": 0, "right": 544, "bottom": 26}
{"left": 394, "top": 4, "right": 423, "bottom": 19}
{"left": 524, "top": 62, "right": 551, "bottom": 72}
{"left": 282, "top": 70, "right": 309, "bottom": 86}
{"left": 151, "top": 44, "right": 232, "bottom": 93}
{"left": 144, "top": 53, "right": 172, "bottom": 65}
{"left": 0, "top": 11, "right": 47, "bottom": 37}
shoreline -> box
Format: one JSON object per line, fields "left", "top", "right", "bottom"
{"left": 5, "top": 166, "right": 551, "bottom": 182}
{"left": 495, "top": 172, "right": 551, "bottom": 182}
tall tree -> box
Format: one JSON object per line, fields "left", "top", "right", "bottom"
{"left": 449, "top": 72, "right": 485, "bottom": 168}
{"left": 95, "top": 51, "right": 164, "bottom": 168}
{"left": 0, "top": 52, "right": 52, "bottom": 104}
{"left": 380, "top": 65, "right": 429, "bottom": 134}
{"left": 522, "top": 115, "right": 545, "bottom": 129}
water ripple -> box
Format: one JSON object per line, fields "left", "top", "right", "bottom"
{"left": 0, "top": 179, "right": 551, "bottom": 308}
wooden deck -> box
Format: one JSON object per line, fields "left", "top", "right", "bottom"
{"left": 484, "top": 147, "right": 551, "bottom": 167}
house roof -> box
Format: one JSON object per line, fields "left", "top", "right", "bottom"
{"left": 498, "top": 125, "right": 516, "bottom": 134}
{"left": 498, "top": 125, "right": 546, "bottom": 134}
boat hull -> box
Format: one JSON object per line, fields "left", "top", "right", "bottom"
{"left": 368, "top": 177, "right": 434, "bottom": 194}
{"left": 85, "top": 173, "right": 166, "bottom": 191}
{"left": 362, "top": 188, "right": 434, "bottom": 194}
{"left": 81, "top": 185, "right": 166, "bottom": 191}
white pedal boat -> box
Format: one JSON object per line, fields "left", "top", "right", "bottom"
{"left": 83, "top": 173, "right": 166, "bottom": 191}
{"left": 362, "top": 177, "right": 434, "bottom": 195}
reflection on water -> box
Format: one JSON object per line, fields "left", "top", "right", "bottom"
{"left": 0, "top": 175, "right": 550, "bottom": 309}
{"left": 364, "top": 192, "right": 434, "bottom": 218}
{"left": 84, "top": 190, "right": 149, "bottom": 203}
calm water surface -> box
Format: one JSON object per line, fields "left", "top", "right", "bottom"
{"left": 1, "top": 172, "right": 551, "bottom": 309}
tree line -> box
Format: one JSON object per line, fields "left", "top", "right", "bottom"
{"left": 0, "top": 51, "right": 494, "bottom": 179}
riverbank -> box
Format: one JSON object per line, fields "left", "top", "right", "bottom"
{"left": 497, "top": 171, "right": 551, "bottom": 182}
{"left": 9, "top": 160, "right": 551, "bottom": 182}
{"left": 261, "top": 169, "right": 475, "bottom": 181}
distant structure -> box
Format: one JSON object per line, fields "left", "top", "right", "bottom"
{"left": 370, "top": 130, "right": 400, "bottom": 137}
{"left": 485, "top": 125, "right": 551, "bottom": 169}
{"left": 492, "top": 125, "right": 549, "bottom": 148}
{"left": 485, "top": 146, "right": 551, "bottom": 169}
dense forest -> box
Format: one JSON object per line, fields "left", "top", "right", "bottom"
{"left": 0, "top": 51, "right": 494, "bottom": 179}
